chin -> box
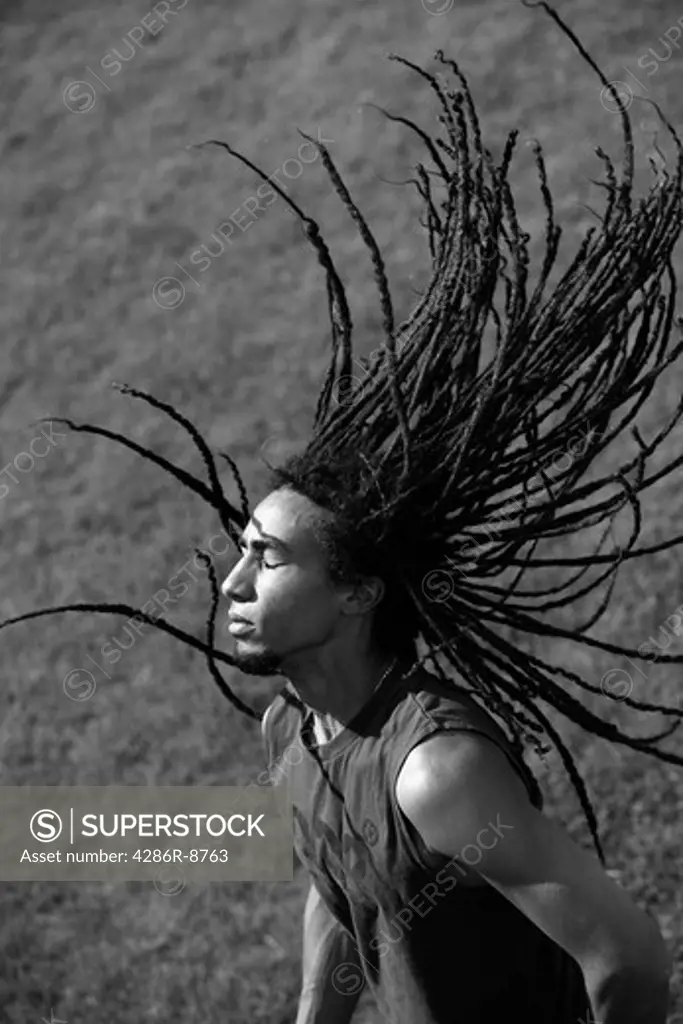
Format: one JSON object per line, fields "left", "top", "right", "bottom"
{"left": 231, "top": 644, "right": 284, "bottom": 678}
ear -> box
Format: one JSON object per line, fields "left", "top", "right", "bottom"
{"left": 339, "top": 575, "right": 385, "bottom": 617}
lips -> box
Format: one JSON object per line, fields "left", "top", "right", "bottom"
{"left": 227, "top": 614, "right": 255, "bottom": 637}
{"left": 229, "top": 621, "right": 254, "bottom": 636}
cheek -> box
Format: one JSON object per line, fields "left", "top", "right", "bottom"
{"left": 261, "top": 570, "right": 336, "bottom": 629}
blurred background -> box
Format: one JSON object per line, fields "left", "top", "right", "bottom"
{"left": 1, "top": 0, "right": 682, "bottom": 1020}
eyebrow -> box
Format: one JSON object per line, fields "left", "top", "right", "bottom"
{"left": 237, "top": 532, "right": 292, "bottom": 556}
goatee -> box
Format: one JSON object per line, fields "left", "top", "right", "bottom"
{"left": 231, "top": 646, "right": 284, "bottom": 677}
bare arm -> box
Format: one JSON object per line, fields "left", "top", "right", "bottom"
{"left": 261, "top": 712, "right": 364, "bottom": 1023}
{"left": 397, "top": 732, "right": 672, "bottom": 1024}
{"left": 295, "top": 882, "right": 364, "bottom": 1024}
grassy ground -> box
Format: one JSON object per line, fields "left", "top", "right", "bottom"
{"left": 0, "top": 0, "right": 682, "bottom": 1020}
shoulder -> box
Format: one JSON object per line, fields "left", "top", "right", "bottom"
{"left": 396, "top": 729, "right": 536, "bottom": 859}
{"left": 396, "top": 666, "right": 514, "bottom": 744}
{"left": 396, "top": 728, "right": 531, "bottom": 806}
{"left": 260, "top": 684, "right": 301, "bottom": 764}
{"left": 260, "top": 697, "right": 277, "bottom": 742}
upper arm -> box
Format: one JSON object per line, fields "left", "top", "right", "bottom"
{"left": 302, "top": 884, "right": 361, "bottom": 983}
{"left": 396, "top": 732, "right": 667, "bottom": 973}
{"left": 304, "top": 881, "right": 337, "bottom": 934}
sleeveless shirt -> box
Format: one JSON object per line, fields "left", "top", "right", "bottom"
{"left": 263, "top": 657, "right": 592, "bottom": 1023}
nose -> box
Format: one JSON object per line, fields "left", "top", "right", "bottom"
{"left": 220, "top": 555, "right": 255, "bottom": 603}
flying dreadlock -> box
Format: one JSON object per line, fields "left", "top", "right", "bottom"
{"left": 3, "top": 1, "right": 683, "bottom": 867}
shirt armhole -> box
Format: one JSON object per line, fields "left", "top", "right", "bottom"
{"left": 392, "top": 724, "right": 540, "bottom": 867}
{"left": 428, "top": 725, "right": 540, "bottom": 808}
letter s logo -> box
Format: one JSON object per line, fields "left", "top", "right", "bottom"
{"left": 30, "top": 809, "right": 63, "bottom": 842}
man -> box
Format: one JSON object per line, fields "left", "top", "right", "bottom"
{"left": 221, "top": 485, "right": 672, "bottom": 1023}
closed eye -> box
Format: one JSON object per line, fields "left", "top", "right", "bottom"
{"left": 238, "top": 543, "right": 283, "bottom": 570}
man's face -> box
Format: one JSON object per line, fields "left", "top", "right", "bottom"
{"left": 220, "top": 487, "right": 357, "bottom": 676}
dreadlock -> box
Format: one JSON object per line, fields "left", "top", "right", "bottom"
{"left": 3, "top": 1, "right": 683, "bottom": 868}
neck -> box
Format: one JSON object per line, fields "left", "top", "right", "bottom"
{"left": 282, "top": 647, "right": 399, "bottom": 733}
